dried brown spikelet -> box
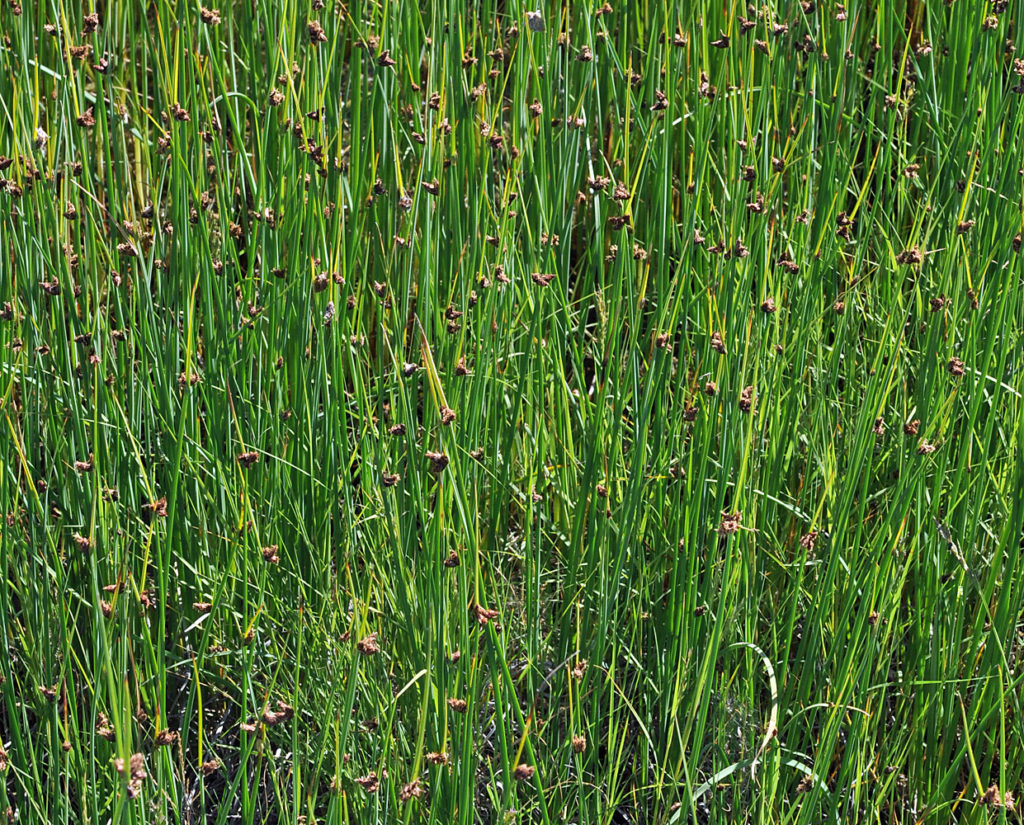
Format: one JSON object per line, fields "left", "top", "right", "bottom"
{"left": 572, "top": 735, "right": 587, "bottom": 753}
{"left": 199, "top": 7, "right": 220, "bottom": 24}
{"left": 718, "top": 510, "right": 742, "bottom": 536}
{"left": 72, "top": 532, "right": 91, "bottom": 551}
{"left": 513, "top": 763, "right": 535, "bottom": 781}
{"left": 237, "top": 451, "right": 259, "bottom": 468}
{"left": 929, "top": 294, "right": 947, "bottom": 312}
{"left": 760, "top": 297, "right": 777, "bottom": 314}
{"left": 440, "top": 406, "right": 456, "bottom": 425}
{"left": 154, "top": 729, "right": 179, "bottom": 747}
{"left": 473, "top": 603, "right": 499, "bottom": 625}
{"left": 74, "top": 454, "right": 94, "bottom": 473}
{"left": 399, "top": 779, "right": 425, "bottom": 802}
{"left": 710, "top": 331, "right": 726, "bottom": 354}
{"left": 711, "top": 31, "right": 729, "bottom": 48}
{"left": 895, "top": 247, "right": 922, "bottom": 265}
{"left": 799, "top": 531, "right": 819, "bottom": 551}
{"left": 356, "top": 633, "right": 380, "bottom": 655}
{"left": 426, "top": 451, "right": 449, "bottom": 473}
{"left": 903, "top": 419, "right": 921, "bottom": 436}
{"left": 917, "top": 440, "right": 938, "bottom": 455}
{"left": 141, "top": 497, "right": 168, "bottom": 520}
{"left": 531, "top": 272, "right": 555, "bottom": 286}
{"left": 738, "top": 385, "right": 754, "bottom": 413}
{"left": 425, "top": 751, "right": 448, "bottom": 765}
{"left": 308, "top": 20, "right": 327, "bottom": 44}
{"left": 355, "top": 773, "right": 380, "bottom": 793}
{"left": 381, "top": 472, "right": 400, "bottom": 488}
{"left": 447, "top": 697, "right": 468, "bottom": 713}
{"left": 261, "top": 707, "right": 284, "bottom": 725}
{"left": 443, "top": 550, "right": 460, "bottom": 567}
{"left": 947, "top": 357, "right": 965, "bottom": 376}
{"left": 200, "top": 758, "right": 221, "bottom": 775}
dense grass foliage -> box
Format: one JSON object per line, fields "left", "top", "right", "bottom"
{"left": 2, "top": 0, "right": 1024, "bottom": 823}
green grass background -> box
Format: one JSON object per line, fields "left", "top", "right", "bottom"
{"left": 2, "top": 0, "right": 1024, "bottom": 823}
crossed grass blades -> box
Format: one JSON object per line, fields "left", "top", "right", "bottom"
{"left": 2, "top": 0, "right": 1024, "bottom": 824}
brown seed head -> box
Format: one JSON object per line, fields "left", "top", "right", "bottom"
{"left": 399, "top": 779, "right": 425, "bottom": 802}
{"left": 513, "top": 763, "right": 535, "bottom": 781}
{"left": 718, "top": 510, "right": 742, "bottom": 536}
{"left": 308, "top": 20, "right": 327, "bottom": 43}
{"left": 355, "top": 773, "right": 380, "bottom": 793}
{"left": 154, "top": 729, "right": 179, "bottom": 747}
{"left": 738, "top": 385, "right": 754, "bottom": 413}
{"left": 357, "top": 633, "right": 380, "bottom": 656}
{"left": 426, "top": 451, "right": 449, "bottom": 473}
{"left": 799, "top": 531, "right": 818, "bottom": 551}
